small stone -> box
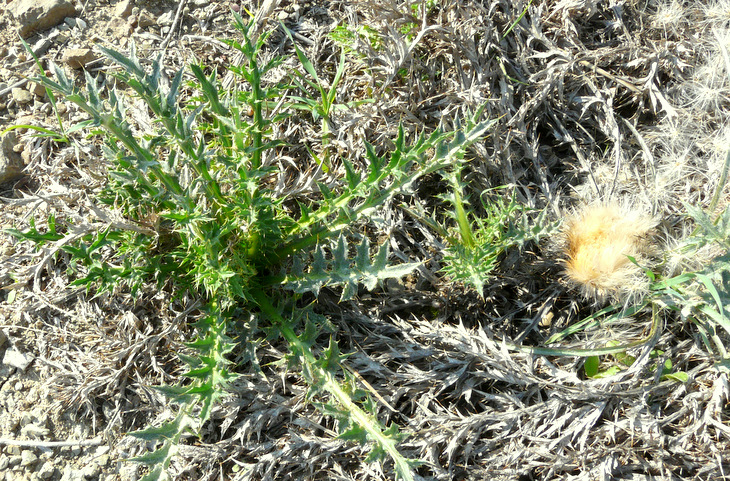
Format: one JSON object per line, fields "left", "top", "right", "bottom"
{"left": 62, "top": 48, "right": 96, "bottom": 69}
{"left": 63, "top": 16, "right": 76, "bottom": 28}
{"left": 38, "top": 463, "right": 55, "bottom": 479}
{"left": 21, "top": 423, "right": 50, "bottom": 438}
{"left": 7, "top": 0, "right": 77, "bottom": 38}
{"left": 192, "top": 0, "right": 210, "bottom": 7}
{"left": 0, "top": 132, "right": 25, "bottom": 183}
{"left": 59, "top": 466, "right": 82, "bottom": 481}
{"left": 0, "top": 329, "right": 7, "bottom": 348}
{"left": 157, "top": 10, "right": 174, "bottom": 26}
{"left": 4, "top": 417, "right": 19, "bottom": 433}
{"left": 6, "top": 445, "right": 21, "bottom": 456}
{"left": 114, "top": 0, "right": 134, "bottom": 19}
{"left": 3, "top": 345, "right": 34, "bottom": 372}
{"left": 137, "top": 10, "right": 155, "bottom": 28}
{"left": 8, "top": 455, "right": 21, "bottom": 467}
{"left": 106, "top": 17, "right": 131, "bottom": 37}
{"left": 75, "top": 18, "right": 87, "bottom": 30}
{"left": 57, "top": 103, "right": 68, "bottom": 115}
{"left": 31, "top": 38, "right": 53, "bottom": 57}
{"left": 20, "top": 450, "right": 38, "bottom": 467}
{"left": 0, "top": 455, "right": 8, "bottom": 470}
{"left": 28, "top": 82, "right": 46, "bottom": 97}
{"left": 53, "top": 32, "right": 70, "bottom": 44}
{"left": 11, "top": 88, "right": 33, "bottom": 105}
{"left": 20, "top": 412, "right": 33, "bottom": 427}
{"left": 81, "top": 462, "right": 101, "bottom": 479}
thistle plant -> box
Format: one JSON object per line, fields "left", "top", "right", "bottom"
{"left": 284, "top": 25, "right": 371, "bottom": 171}
{"left": 427, "top": 155, "right": 557, "bottom": 296}
{"left": 533, "top": 152, "right": 730, "bottom": 365}
{"left": 6, "top": 12, "right": 496, "bottom": 481}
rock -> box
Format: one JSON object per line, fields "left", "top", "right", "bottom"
{"left": 38, "top": 463, "right": 55, "bottom": 479}
{"left": 137, "top": 10, "right": 155, "bottom": 28}
{"left": 21, "top": 423, "right": 50, "bottom": 438}
{"left": 28, "top": 82, "right": 46, "bottom": 97}
{"left": 7, "top": 0, "right": 77, "bottom": 39}
{"left": 2, "top": 345, "right": 35, "bottom": 372}
{"left": 81, "top": 461, "right": 101, "bottom": 478}
{"left": 20, "top": 412, "right": 33, "bottom": 427}
{"left": 31, "top": 37, "right": 53, "bottom": 56}
{"left": 75, "top": 18, "right": 87, "bottom": 30}
{"left": 61, "top": 48, "right": 96, "bottom": 69}
{"left": 157, "top": 10, "right": 174, "bottom": 26}
{"left": 106, "top": 17, "right": 132, "bottom": 37}
{"left": 53, "top": 32, "right": 70, "bottom": 44}
{"left": 114, "top": 0, "right": 134, "bottom": 19}
{"left": 0, "top": 330, "right": 7, "bottom": 348}
{"left": 60, "top": 465, "right": 85, "bottom": 481}
{"left": 11, "top": 87, "right": 33, "bottom": 105}
{"left": 6, "top": 445, "right": 21, "bottom": 456}
{"left": 0, "top": 133, "right": 25, "bottom": 184}
{"left": 20, "top": 450, "right": 38, "bottom": 467}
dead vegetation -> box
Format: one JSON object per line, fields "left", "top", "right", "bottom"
{"left": 1, "top": 0, "right": 729, "bottom": 480}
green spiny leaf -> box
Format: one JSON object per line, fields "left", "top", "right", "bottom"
{"left": 283, "top": 235, "right": 419, "bottom": 301}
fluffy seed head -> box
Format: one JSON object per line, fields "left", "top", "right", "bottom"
{"left": 561, "top": 202, "right": 658, "bottom": 304}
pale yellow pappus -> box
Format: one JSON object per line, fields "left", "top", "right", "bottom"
{"left": 562, "top": 202, "right": 658, "bottom": 304}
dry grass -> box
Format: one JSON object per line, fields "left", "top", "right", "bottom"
{"left": 1, "top": 0, "right": 730, "bottom": 480}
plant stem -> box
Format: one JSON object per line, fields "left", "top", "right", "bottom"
{"left": 250, "top": 288, "right": 415, "bottom": 481}
{"left": 250, "top": 53, "right": 264, "bottom": 170}
{"left": 452, "top": 182, "right": 476, "bottom": 249}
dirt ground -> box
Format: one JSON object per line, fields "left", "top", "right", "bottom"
{"left": 1, "top": 0, "right": 730, "bottom": 480}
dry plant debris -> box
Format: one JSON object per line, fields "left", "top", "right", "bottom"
{"left": 561, "top": 202, "right": 658, "bottom": 304}
{"left": 0, "top": 0, "right": 729, "bottom": 480}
